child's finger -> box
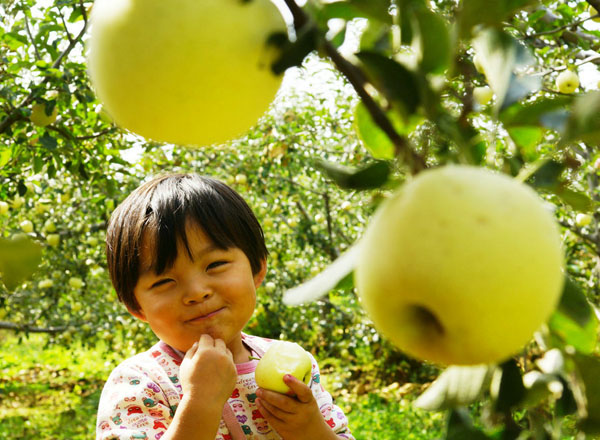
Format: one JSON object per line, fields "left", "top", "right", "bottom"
{"left": 185, "top": 341, "right": 198, "bottom": 358}
{"left": 283, "top": 374, "right": 313, "bottom": 404}
{"left": 198, "top": 333, "right": 214, "bottom": 347}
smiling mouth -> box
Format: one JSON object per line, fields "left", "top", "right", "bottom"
{"left": 187, "top": 308, "right": 225, "bottom": 322}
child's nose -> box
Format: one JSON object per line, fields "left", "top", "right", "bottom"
{"left": 182, "top": 279, "right": 213, "bottom": 304}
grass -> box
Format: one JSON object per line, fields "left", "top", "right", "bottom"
{"left": 0, "top": 332, "right": 444, "bottom": 439}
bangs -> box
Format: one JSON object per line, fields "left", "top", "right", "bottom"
{"left": 141, "top": 176, "right": 262, "bottom": 275}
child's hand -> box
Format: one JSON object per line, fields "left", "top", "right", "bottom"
{"left": 256, "top": 375, "right": 337, "bottom": 440}
{"left": 180, "top": 334, "right": 237, "bottom": 405}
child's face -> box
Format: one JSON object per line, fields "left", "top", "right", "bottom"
{"left": 130, "top": 221, "right": 266, "bottom": 353}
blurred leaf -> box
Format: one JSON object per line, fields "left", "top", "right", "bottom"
{"left": 270, "top": 28, "right": 318, "bottom": 75}
{"left": 555, "top": 377, "right": 578, "bottom": 418}
{"left": 493, "top": 359, "right": 526, "bottom": 413}
{"left": 446, "top": 408, "right": 492, "bottom": 440}
{"left": 556, "top": 188, "right": 594, "bottom": 212}
{"left": 359, "top": 21, "right": 393, "bottom": 54}
{"left": 526, "top": 159, "right": 564, "bottom": 189}
{"left": 561, "top": 91, "right": 600, "bottom": 146}
{"left": 316, "top": 0, "right": 392, "bottom": 23}
{"left": 525, "top": 160, "right": 594, "bottom": 211}
{"left": 500, "top": 95, "right": 572, "bottom": 132}
{"left": 458, "top": 0, "right": 538, "bottom": 38}
{"left": 0, "top": 147, "right": 11, "bottom": 168}
{"left": 283, "top": 244, "right": 359, "bottom": 305}
{"left": 507, "top": 126, "right": 544, "bottom": 154}
{"left": 40, "top": 133, "right": 57, "bottom": 150}
{"left": 316, "top": 159, "right": 391, "bottom": 190}
{"left": 548, "top": 278, "right": 598, "bottom": 353}
{"left": 354, "top": 101, "right": 422, "bottom": 160}
{"left": 573, "top": 354, "right": 600, "bottom": 435}
{"left": 414, "top": 365, "right": 495, "bottom": 411}
{"left": 356, "top": 51, "right": 421, "bottom": 117}
{"left": 0, "top": 236, "right": 43, "bottom": 290}
{"left": 412, "top": 8, "right": 451, "bottom": 75}
{"left": 557, "top": 277, "right": 595, "bottom": 328}
{"left": 472, "top": 28, "right": 539, "bottom": 110}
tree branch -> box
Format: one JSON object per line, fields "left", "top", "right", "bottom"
{"left": 0, "top": 320, "right": 67, "bottom": 333}
{"left": 0, "top": 3, "right": 89, "bottom": 135}
{"left": 279, "top": 0, "right": 426, "bottom": 174}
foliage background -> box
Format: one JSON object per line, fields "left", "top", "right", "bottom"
{"left": 1, "top": 0, "right": 600, "bottom": 438}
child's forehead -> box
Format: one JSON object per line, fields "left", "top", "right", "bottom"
{"left": 137, "top": 221, "right": 220, "bottom": 273}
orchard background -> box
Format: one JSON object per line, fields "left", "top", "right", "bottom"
{"left": 1, "top": 0, "right": 600, "bottom": 438}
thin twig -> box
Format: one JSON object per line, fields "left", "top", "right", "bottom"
{"left": 524, "top": 14, "right": 600, "bottom": 39}
{"left": 533, "top": 54, "right": 600, "bottom": 77}
{"left": 56, "top": 5, "right": 75, "bottom": 44}
{"left": 23, "top": 13, "right": 42, "bottom": 61}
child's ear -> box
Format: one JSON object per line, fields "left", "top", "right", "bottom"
{"left": 253, "top": 258, "right": 267, "bottom": 288}
{"left": 128, "top": 306, "right": 148, "bottom": 322}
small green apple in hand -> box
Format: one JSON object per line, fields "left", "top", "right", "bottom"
{"left": 255, "top": 341, "right": 312, "bottom": 394}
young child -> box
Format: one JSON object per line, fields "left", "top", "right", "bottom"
{"left": 96, "top": 173, "right": 354, "bottom": 440}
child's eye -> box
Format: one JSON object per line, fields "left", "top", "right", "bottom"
{"left": 207, "top": 261, "right": 227, "bottom": 270}
{"left": 151, "top": 279, "right": 173, "bottom": 289}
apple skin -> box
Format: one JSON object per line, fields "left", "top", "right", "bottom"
{"left": 47, "top": 234, "right": 60, "bottom": 247}
{"left": 575, "top": 213, "right": 593, "bottom": 228}
{"left": 0, "top": 201, "right": 8, "bottom": 215}
{"left": 255, "top": 341, "right": 313, "bottom": 394}
{"left": 20, "top": 220, "right": 34, "bottom": 234}
{"left": 473, "top": 86, "right": 494, "bottom": 106}
{"left": 30, "top": 103, "right": 58, "bottom": 127}
{"left": 69, "top": 277, "right": 84, "bottom": 289}
{"left": 354, "top": 165, "right": 564, "bottom": 366}
{"left": 88, "top": 0, "right": 285, "bottom": 147}
{"left": 556, "top": 70, "right": 579, "bottom": 94}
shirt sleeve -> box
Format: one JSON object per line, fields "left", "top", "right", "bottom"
{"left": 96, "top": 362, "right": 174, "bottom": 440}
{"left": 309, "top": 354, "right": 356, "bottom": 440}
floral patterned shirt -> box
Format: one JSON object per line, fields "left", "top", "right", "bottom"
{"left": 96, "top": 333, "right": 354, "bottom": 440}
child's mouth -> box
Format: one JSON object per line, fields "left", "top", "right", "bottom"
{"left": 187, "top": 307, "right": 225, "bottom": 322}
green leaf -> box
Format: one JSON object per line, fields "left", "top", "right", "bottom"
{"left": 446, "top": 408, "right": 492, "bottom": 440}
{"left": 414, "top": 365, "right": 495, "bottom": 411}
{"left": 561, "top": 91, "right": 600, "bottom": 145}
{"left": 412, "top": 8, "right": 451, "bottom": 75}
{"left": 356, "top": 51, "right": 421, "bottom": 117}
{"left": 525, "top": 161, "right": 594, "bottom": 211}
{"left": 316, "top": 0, "right": 392, "bottom": 23}
{"left": 0, "top": 146, "right": 12, "bottom": 168}
{"left": 283, "top": 245, "right": 359, "bottom": 305}
{"left": 557, "top": 277, "right": 596, "bottom": 328}
{"left": 573, "top": 354, "right": 600, "bottom": 435}
{"left": 472, "top": 28, "right": 539, "bottom": 110}
{"left": 548, "top": 278, "right": 598, "bottom": 353}
{"left": 270, "top": 28, "right": 318, "bottom": 75}
{"left": 40, "top": 133, "right": 57, "bottom": 150}
{"left": 316, "top": 159, "right": 391, "bottom": 190}
{"left": 353, "top": 101, "right": 422, "bottom": 160}
{"left": 500, "top": 95, "right": 572, "bottom": 131}
{"left": 525, "top": 159, "right": 564, "bottom": 189}
{"left": 553, "top": 188, "right": 594, "bottom": 213}
{"left": 458, "top": 0, "right": 538, "bottom": 38}
{"left": 507, "top": 126, "right": 544, "bottom": 157}
{"left": 0, "top": 236, "right": 43, "bottom": 290}
{"left": 493, "top": 359, "right": 526, "bottom": 413}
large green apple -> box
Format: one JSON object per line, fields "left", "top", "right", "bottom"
{"left": 255, "top": 341, "right": 312, "bottom": 394}
{"left": 355, "top": 165, "right": 564, "bottom": 366}
{"left": 87, "top": 0, "right": 285, "bottom": 147}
